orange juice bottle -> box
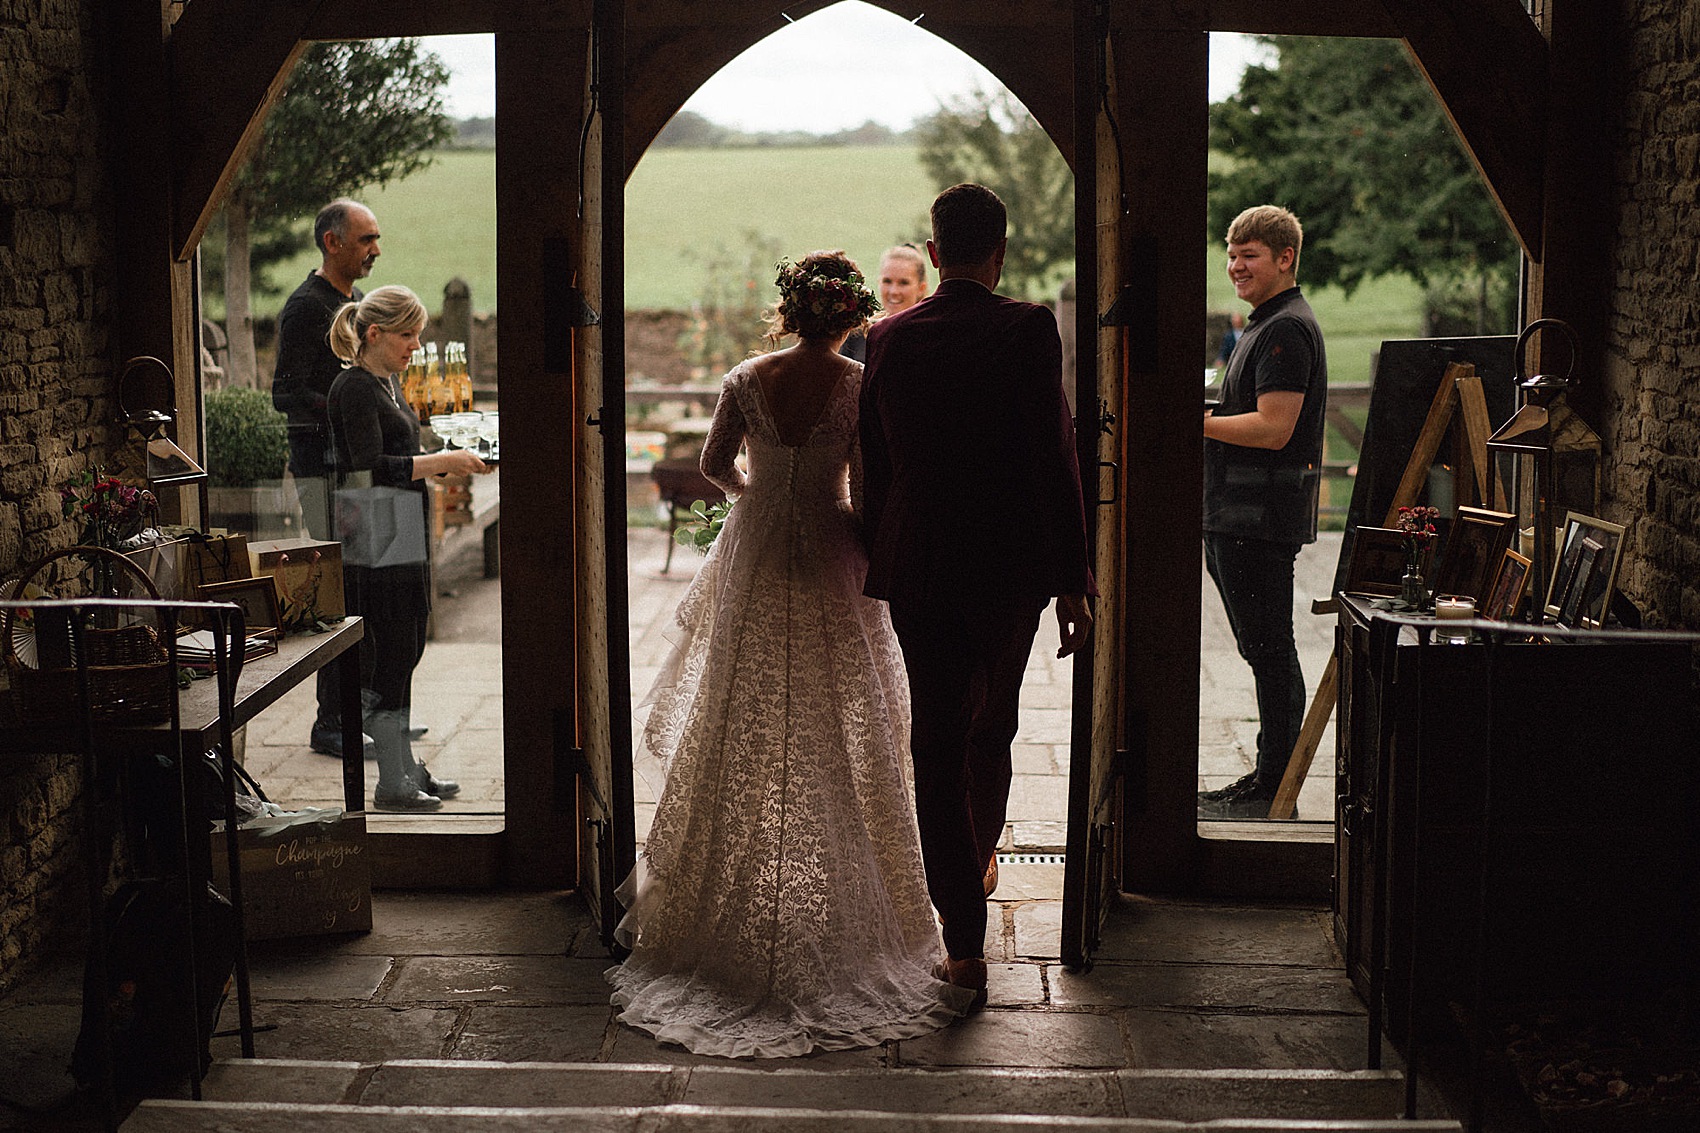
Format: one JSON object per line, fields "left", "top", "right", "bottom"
{"left": 453, "top": 342, "right": 474, "bottom": 412}
{"left": 402, "top": 348, "right": 427, "bottom": 422}
{"left": 424, "top": 342, "right": 445, "bottom": 418}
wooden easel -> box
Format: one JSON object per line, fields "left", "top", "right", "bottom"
{"left": 1269, "top": 362, "right": 1495, "bottom": 819}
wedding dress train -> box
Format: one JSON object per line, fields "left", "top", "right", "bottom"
{"left": 608, "top": 357, "right": 971, "bottom": 1058}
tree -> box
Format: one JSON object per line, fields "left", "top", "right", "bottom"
{"left": 220, "top": 40, "right": 453, "bottom": 386}
{"left": 1208, "top": 36, "right": 1520, "bottom": 334}
{"left": 914, "top": 89, "right": 1074, "bottom": 301}
{"left": 653, "top": 110, "right": 730, "bottom": 149}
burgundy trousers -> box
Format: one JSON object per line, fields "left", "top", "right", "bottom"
{"left": 889, "top": 595, "right": 1046, "bottom": 960}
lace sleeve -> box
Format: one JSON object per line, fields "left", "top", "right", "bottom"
{"left": 699, "top": 368, "right": 749, "bottom": 497}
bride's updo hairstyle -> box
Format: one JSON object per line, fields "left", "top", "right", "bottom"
{"left": 329, "top": 284, "right": 428, "bottom": 368}
{"left": 765, "top": 250, "right": 880, "bottom": 343}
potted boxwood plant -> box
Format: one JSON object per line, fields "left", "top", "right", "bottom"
{"left": 204, "top": 386, "right": 292, "bottom": 538}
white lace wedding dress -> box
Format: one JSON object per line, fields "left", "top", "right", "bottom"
{"left": 608, "top": 356, "right": 971, "bottom": 1058}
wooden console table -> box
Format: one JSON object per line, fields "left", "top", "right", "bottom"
{"left": 1332, "top": 595, "right": 1700, "bottom": 1117}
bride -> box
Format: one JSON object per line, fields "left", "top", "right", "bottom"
{"left": 607, "top": 250, "right": 974, "bottom": 1057}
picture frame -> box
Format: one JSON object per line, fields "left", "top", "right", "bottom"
{"left": 1481, "top": 549, "right": 1532, "bottom": 621}
{"left": 197, "top": 576, "right": 282, "bottom": 639}
{"left": 1430, "top": 506, "right": 1517, "bottom": 602}
{"left": 1342, "top": 525, "right": 1434, "bottom": 598}
{"left": 1543, "top": 511, "right": 1627, "bottom": 628}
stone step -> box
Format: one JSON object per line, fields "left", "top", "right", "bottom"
{"left": 170, "top": 1059, "right": 1443, "bottom": 1124}
{"left": 126, "top": 1099, "right": 1463, "bottom": 1132}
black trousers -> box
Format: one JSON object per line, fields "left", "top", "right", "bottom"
{"left": 1203, "top": 532, "right": 1304, "bottom": 785}
{"left": 342, "top": 562, "right": 429, "bottom": 714}
{"left": 889, "top": 595, "right": 1045, "bottom": 961}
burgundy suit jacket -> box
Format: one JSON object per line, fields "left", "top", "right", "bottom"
{"left": 859, "top": 278, "right": 1096, "bottom": 605}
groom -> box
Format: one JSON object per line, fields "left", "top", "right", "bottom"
{"left": 861, "top": 182, "right": 1095, "bottom": 1005}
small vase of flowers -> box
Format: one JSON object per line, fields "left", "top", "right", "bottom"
{"left": 59, "top": 469, "right": 158, "bottom": 607}
{"left": 1396, "top": 504, "right": 1440, "bottom": 610}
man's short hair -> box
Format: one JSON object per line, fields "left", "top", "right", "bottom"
{"left": 1226, "top": 205, "right": 1303, "bottom": 266}
{"left": 314, "top": 199, "right": 367, "bottom": 256}
{"left": 930, "top": 183, "right": 1006, "bottom": 268}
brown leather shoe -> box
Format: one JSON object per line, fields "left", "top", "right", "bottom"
{"left": 982, "top": 855, "right": 999, "bottom": 898}
{"left": 934, "top": 957, "right": 989, "bottom": 1014}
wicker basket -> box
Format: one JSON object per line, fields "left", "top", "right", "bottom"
{"left": 2, "top": 545, "right": 174, "bottom": 725}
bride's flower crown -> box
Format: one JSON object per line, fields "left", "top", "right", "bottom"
{"left": 773, "top": 258, "right": 880, "bottom": 337}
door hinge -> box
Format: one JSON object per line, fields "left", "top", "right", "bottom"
{"left": 554, "top": 705, "right": 589, "bottom": 814}
{"left": 1114, "top": 745, "right": 1147, "bottom": 813}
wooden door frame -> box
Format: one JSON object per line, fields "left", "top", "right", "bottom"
{"left": 130, "top": 0, "right": 1594, "bottom": 899}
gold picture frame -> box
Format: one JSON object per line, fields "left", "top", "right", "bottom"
{"left": 1431, "top": 506, "right": 1517, "bottom": 602}
{"left": 1543, "top": 512, "right": 1627, "bottom": 628}
{"left": 1481, "top": 548, "right": 1533, "bottom": 621}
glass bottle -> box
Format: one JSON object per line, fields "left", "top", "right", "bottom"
{"left": 424, "top": 342, "right": 445, "bottom": 419}
{"left": 402, "top": 347, "right": 427, "bottom": 422}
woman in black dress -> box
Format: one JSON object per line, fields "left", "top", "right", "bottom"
{"left": 327, "top": 285, "right": 489, "bottom": 811}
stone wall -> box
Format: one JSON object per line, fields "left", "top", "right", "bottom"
{"left": 1600, "top": 0, "right": 1700, "bottom": 630}
{"left": 0, "top": 0, "right": 123, "bottom": 992}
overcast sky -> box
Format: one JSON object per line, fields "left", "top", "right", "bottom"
{"left": 425, "top": 5, "right": 1268, "bottom": 130}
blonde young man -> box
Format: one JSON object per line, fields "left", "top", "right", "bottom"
{"left": 1198, "top": 205, "right": 1329, "bottom": 819}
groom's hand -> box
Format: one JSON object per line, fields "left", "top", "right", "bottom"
{"left": 1055, "top": 593, "right": 1093, "bottom": 658}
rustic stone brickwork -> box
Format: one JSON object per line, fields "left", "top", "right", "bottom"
{"left": 0, "top": 0, "right": 124, "bottom": 993}
{"left": 1601, "top": 1, "right": 1700, "bottom": 630}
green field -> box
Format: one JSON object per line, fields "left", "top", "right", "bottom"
{"left": 252, "top": 144, "right": 1423, "bottom": 380}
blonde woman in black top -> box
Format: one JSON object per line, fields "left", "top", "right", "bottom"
{"left": 327, "top": 285, "right": 489, "bottom": 811}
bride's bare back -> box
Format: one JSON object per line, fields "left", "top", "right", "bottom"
{"left": 750, "top": 340, "right": 856, "bottom": 447}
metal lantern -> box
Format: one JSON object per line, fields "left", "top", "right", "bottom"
{"left": 1485, "top": 318, "right": 1599, "bottom": 622}
{"left": 118, "top": 355, "right": 205, "bottom": 486}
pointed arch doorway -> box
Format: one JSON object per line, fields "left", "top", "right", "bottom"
{"left": 589, "top": 0, "right": 1129, "bottom": 958}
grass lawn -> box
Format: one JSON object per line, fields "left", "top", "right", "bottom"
{"left": 262, "top": 149, "right": 499, "bottom": 317}
{"left": 244, "top": 144, "right": 1428, "bottom": 383}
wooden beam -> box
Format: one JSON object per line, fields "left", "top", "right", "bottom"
{"left": 1524, "top": 0, "right": 1616, "bottom": 429}
{"left": 167, "top": 2, "right": 320, "bottom": 261}
{"left": 1125, "top": 0, "right": 1396, "bottom": 37}
{"left": 304, "top": 0, "right": 590, "bottom": 39}
{"left": 112, "top": 3, "right": 188, "bottom": 363}
{"left": 1380, "top": 0, "right": 1548, "bottom": 259}
{"left": 1107, "top": 12, "right": 1210, "bottom": 894}
{"left": 493, "top": 25, "right": 590, "bottom": 888}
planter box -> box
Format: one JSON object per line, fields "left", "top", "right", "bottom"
{"left": 206, "top": 481, "right": 300, "bottom": 543}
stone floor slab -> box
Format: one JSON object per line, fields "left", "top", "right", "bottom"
{"left": 897, "top": 1010, "right": 1127, "bottom": 1068}
{"left": 604, "top": 1026, "right": 886, "bottom": 1070}
{"left": 1118, "top": 1007, "right": 1385, "bottom": 1071}
{"left": 347, "top": 892, "right": 585, "bottom": 956}
{"left": 212, "top": 1003, "right": 460, "bottom": 1063}
{"left": 0, "top": 1002, "right": 84, "bottom": 1109}
{"left": 124, "top": 1100, "right": 640, "bottom": 1133}
{"left": 451, "top": 1005, "right": 613, "bottom": 1062}
{"left": 244, "top": 954, "right": 392, "bottom": 1001}
{"left": 1011, "top": 900, "right": 1062, "bottom": 959}
{"left": 382, "top": 956, "right": 614, "bottom": 1005}
{"left": 1051, "top": 962, "right": 1363, "bottom": 1015}
{"left": 362, "top": 1060, "right": 676, "bottom": 1108}
{"left": 679, "top": 1066, "right": 1118, "bottom": 1116}
{"left": 201, "top": 1058, "right": 366, "bottom": 1105}
{"left": 985, "top": 963, "right": 1046, "bottom": 1008}
{"left": 1095, "top": 896, "right": 1337, "bottom": 967}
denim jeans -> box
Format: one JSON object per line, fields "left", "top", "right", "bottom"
{"left": 1203, "top": 532, "right": 1304, "bottom": 785}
